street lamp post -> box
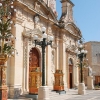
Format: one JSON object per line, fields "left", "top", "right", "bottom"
{"left": 78, "top": 51, "right": 85, "bottom": 83}
{"left": 34, "top": 27, "right": 53, "bottom": 86}
{"left": 34, "top": 27, "right": 53, "bottom": 100}
{"left": 75, "top": 38, "right": 87, "bottom": 95}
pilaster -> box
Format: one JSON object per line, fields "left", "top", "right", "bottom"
{"left": 59, "top": 33, "right": 67, "bottom": 89}
{"left": 55, "top": 37, "right": 59, "bottom": 70}
{"left": 8, "top": 22, "right": 24, "bottom": 98}
{"left": 46, "top": 46, "right": 52, "bottom": 87}
{"left": 59, "top": 35, "right": 63, "bottom": 70}
{"left": 62, "top": 39, "right": 67, "bottom": 89}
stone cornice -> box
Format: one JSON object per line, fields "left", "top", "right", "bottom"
{"left": 54, "top": 23, "right": 81, "bottom": 40}
{"left": 66, "top": 22, "right": 81, "bottom": 34}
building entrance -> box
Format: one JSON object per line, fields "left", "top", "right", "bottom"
{"left": 68, "top": 58, "right": 73, "bottom": 89}
{"left": 95, "top": 76, "right": 100, "bottom": 85}
{"left": 29, "top": 48, "right": 39, "bottom": 68}
{"left": 68, "top": 65, "right": 73, "bottom": 89}
{"left": 29, "top": 48, "right": 41, "bottom": 94}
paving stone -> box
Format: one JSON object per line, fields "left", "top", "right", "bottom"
{"left": 8, "top": 89, "right": 100, "bottom": 100}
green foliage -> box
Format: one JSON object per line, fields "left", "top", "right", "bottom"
{"left": 2, "top": 43, "right": 14, "bottom": 55}
{"left": 0, "top": 19, "right": 15, "bottom": 56}
{"left": 0, "top": 0, "right": 15, "bottom": 57}
{"left": 0, "top": 19, "right": 12, "bottom": 37}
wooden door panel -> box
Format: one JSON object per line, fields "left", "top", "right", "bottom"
{"left": 95, "top": 76, "right": 100, "bottom": 85}
{"left": 29, "top": 48, "right": 39, "bottom": 68}
{"left": 29, "top": 48, "right": 41, "bottom": 94}
{"left": 68, "top": 65, "right": 73, "bottom": 89}
{"left": 69, "top": 65, "right": 73, "bottom": 73}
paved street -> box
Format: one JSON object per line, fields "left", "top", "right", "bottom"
{"left": 8, "top": 89, "right": 100, "bottom": 100}
{"left": 50, "top": 89, "right": 100, "bottom": 100}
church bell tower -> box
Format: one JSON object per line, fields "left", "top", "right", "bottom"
{"left": 60, "top": 0, "right": 74, "bottom": 22}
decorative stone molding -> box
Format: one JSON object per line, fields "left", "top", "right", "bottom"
{"left": 23, "top": 38, "right": 28, "bottom": 69}
{"left": 49, "top": 0, "right": 56, "bottom": 12}
{"left": 34, "top": 2, "right": 40, "bottom": 12}
{"left": 48, "top": 26, "right": 52, "bottom": 35}
{"left": 66, "top": 48, "right": 76, "bottom": 55}
{"left": 22, "top": 28, "right": 42, "bottom": 38}
{"left": 58, "top": 20, "right": 65, "bottom": 28}
{"left": 16, "top": 17, "right": 24, "bottom": 25}
{"left": 62, "top": 34, "right": 67, "bottom": 43}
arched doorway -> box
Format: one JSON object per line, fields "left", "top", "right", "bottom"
{"left": 29, "top": 48, "right": 40, "bottom": 69}
{"left": 68, "top": 58, "right": 73, "bottom": 89}
{"left": 29, "top": 47, "right": 41, "bottom": 94}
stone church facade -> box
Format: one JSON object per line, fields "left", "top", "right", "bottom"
{"left": 7, "top": 0, "right": 81, "bottom": 98}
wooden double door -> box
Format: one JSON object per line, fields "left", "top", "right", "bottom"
{"left": 95, "top": 76, "right": 100, "bottom": 85}
{"left": 29, "top": 48, "right": 39, "bottom": 68}
{"left": 29, "top": 48, "right": 41, "bottom": 94}
{"left": 68, "top": 65, "right": 73, "bottom": 89}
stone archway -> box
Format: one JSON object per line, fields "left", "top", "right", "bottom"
{"left": 29, "top": 47, "right": 41, "bottom": 94}
{"left": 29, "top": 48, "right": 40, "bottom": 68}
{"left": 68, "top": 58, "right": 73, "bottom": 89}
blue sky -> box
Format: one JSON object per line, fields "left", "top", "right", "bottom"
{"left": 56, "top": 0, "right": 100, "bottom": 42}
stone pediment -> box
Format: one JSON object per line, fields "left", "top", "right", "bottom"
{"left": 16, "top": 0, "right": 57, "bottom": 22}
{"left": 65, "top": 22, "right": 82, "bottom": 37}
{"left": 35, "top": 0, "right": 57, "bottom": 22}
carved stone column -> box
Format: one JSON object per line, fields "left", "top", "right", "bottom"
{"left": 0, "top": 55, "right": 8, "bottom": 100}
